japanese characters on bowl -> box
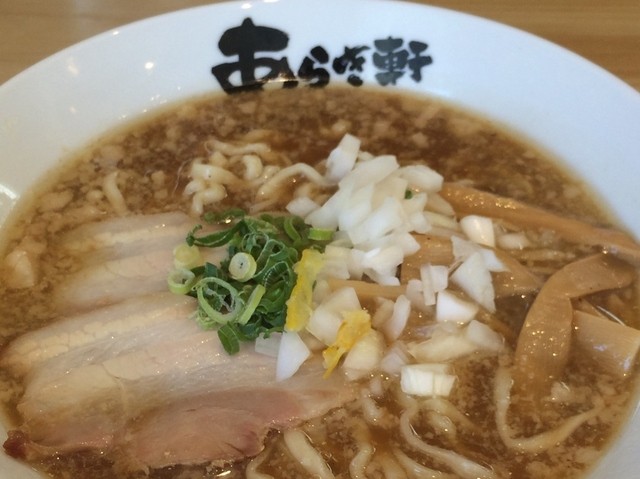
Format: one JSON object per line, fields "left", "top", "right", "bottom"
{"left": 211, "top": 18, "right": 433, "bottom": 93}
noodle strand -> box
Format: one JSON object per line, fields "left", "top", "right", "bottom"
{"left": 399, "top": 403, "right": 496, "bottom": 479}
{"left": 349, "top": 422, "right": 375, "bottom": 479}
{"left": 102, "top": 171, "right": 129, "bottom": 216}
{"left": 494, "top": 366, "right": 603, "bottom": 453}
{"left": 245, "top": 447, "right": 275, "bottom": 479}
{"left": 283, "top": 429, "right": 335, "bottom": 479}
{"left": 393, "top": 448, "right": 456, "bottom": 479}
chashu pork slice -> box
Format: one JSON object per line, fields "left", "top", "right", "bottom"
{"left": 53, "top": 212, "right": 225, "bottom": 312}
{"left": 4, "top": 297, "right": 356, "bottom": 468}
{"left": 1, "top": 292, "right": 197, "bottom": 377}
{"left": 122, "top": 381, "right": 345, "bottom": 469}
{"left": 53, "top": 248, "right": 182, "bottom": 312}
{"left": 59, "top": 211, "right": 196, "bottom": 255}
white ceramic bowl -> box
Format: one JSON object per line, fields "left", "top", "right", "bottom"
{"left": 1, "top": 0, "right": 639, "bottom": 477}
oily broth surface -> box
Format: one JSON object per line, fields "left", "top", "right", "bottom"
{"left": 0, "top": 86, "right": 638, "bottom": 478}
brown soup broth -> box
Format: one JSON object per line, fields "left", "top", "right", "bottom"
{"left": 0, "top": 86, "right": 638, "bottom": 478}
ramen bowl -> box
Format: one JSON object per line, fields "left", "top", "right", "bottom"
{"left": 1, "top": 0, "right": 639, "bottom": 477}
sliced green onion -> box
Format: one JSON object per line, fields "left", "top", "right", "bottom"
{"left": 217, "top": 323, "right": 242, "bottom": 354}
{"left": 229, "top": 252, "right": 257, "bottom": 281}
{"left": 237, "top": 284, "right": 266, "bottom": 325}
{"left": 218, "top": 323, "right": 243, "bottom": 354}
{"left": 195, "top": 277, "right": 240, "bottom": 326}
{"left": 283, "top": 216, "right": 302, "bottom": 243}
{"left": 167, "top": 268, "right": 196, "bottom": 295}
{"left": 173, "top": 243, "right": 202, "bottom": 269}
{"left": 176, "top": 209, "right": 334, "bottom": 355}
{"left": 204, "top": 208, "right": 246, "bottom": 224}
{"left": 308, "top": 227, "right": 334, "bottom": 241}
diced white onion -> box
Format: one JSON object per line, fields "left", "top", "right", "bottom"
{"left": 436, "top": 290, "right": 478, "bottom": 324}
{"left": 324, "top": 286, "right": 361, "bottom": 311}
{"left": 405, "top": 278, "right": 430, "bottom": 313}
{"left": 383, "top": 295, "right": 411, "bottom": 341}
{"left": 307, "top": 287, "right": 361, "bottom": 345}
{"left": 451, "top": 236, "right": 478, "bottom": 262}
{"left": 420, "top": 264, "right": 449, "bottom": 306}
{"left": 395, "top": 232, "right": 421, "bottom": 256}
{"left": 348, "top": 197, "right": 404, "bottom": 246}
{"left": 372, "top": 297, "right": 395, "bottom": 329}
{"left": 343, "top": 330, "right": 385, "bottom": 380}
{"left": 408, "top": 212, "right": 431, "bottom": 234}
{"left": 276, "top": 331, "right": 311, "bottom": 381}
{"left": 425, "top": 193, "right": 455, "bottom": 216}
{"left": 372, "top": 176, "right": 409, "bottom": 208}
{"left": 362, "top": 246, "right": 404, "bottom": 283}
{"left": 425, "top": 211, "right": 459, "bottom": 230}
{"left": 380, "top": 342, "right": 412, "bottom": 375}
{"left": 338, "top": 184, "right": 374, "bottom": 232}
{"left": 497, "top": 232, "right": 532, "bottom": 250}
{"left": 319, "top": 245, "right": 351, "bottom": 280}
{"left": 287, "top": 196, "right": 320, "bottom": 218}
{"left": 325, "top": 133, "right": 360, "bottom": 183}
{"left": 306, "top": 307, "right": 342, "bottom": 346}
{"left": 312, "top": 279, "right": 331, "bottom": 304}
{"left": 401, "top": 363, "right": 456, "bottom": 397}
{"left": 479, "top": 248, "right": 507, "bottom": 272}
{"left": 450, "top": 252, "right": 496, "bottom": 312}
{"left": 339, "top": 154, "right": 399, "bottom": 191}
{"left": 408, "top": 332, "right": 477, "bottom": 363}
{"left": 371, "top": 175, "right": 408, "bottom": 206}
{"left": 397, "top": 164, "right": 444, "bottom": 193}
{"left": 433, "top": 373, "right": 457, "bottom": 397}
{"left": 305, "top": 190, "right": 344, "bottom": 229}
{"left": 403, "top": 192, "right": 428, "bottom": 214}
{"left": 364, "top": 269, "right": 401, "bottom": 287}
{"left": 465, "top": 320, "right": 504, "bottom": 352}
{"left": 357, "top": 151, "right": 374, "bottom": 162}
{"left": 347, "top": 248, "right": 366, "bottom": 280}
{"left": 460, "top": 215, "right": 495, "bottom": 247}
{"left": 358, "top": 244, "right": 398, "bottom": 269}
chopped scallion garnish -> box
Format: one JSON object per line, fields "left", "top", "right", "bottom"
{"left": 167, "top": 268, "right": 196, "bottom": 295}
{"left": 169, "top": 209, "right": 333, "bottom": 354}
{"left": 228, "top": 252, "right": 257, "bottom": 282}
{"left": 308, "top": 227, "right": 334, "bottom": 242}
{"left": 172, "top": 244, "right": 202, "bottom": 269}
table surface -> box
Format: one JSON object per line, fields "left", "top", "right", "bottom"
{"left": 0, "top": 0, "right": 638, "bottom": 90}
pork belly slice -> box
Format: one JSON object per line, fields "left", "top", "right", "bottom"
{"left": 53, "top": 213, "right": 225, "bottom": 311}
{"left": 60, "top": 211, "right": 195, "bottom": 255}
{"left": 18, "top": 333, "right": 320, "bottom": 432}
{"left": 9, "top": 369, "right": 353, "bottom": 469}
{"left": 8, "top": 330, "right": 356, "bottom": 468}
{"left": 18, "top": 331, "right": 229, "bottom": 423}
{"left": 54, "top": 248, "right": 177, "bottom": 311}
{"left": 1, "top": 292, "right": 197, "bottom": 377}
{"left": 122, "top": 377, "right": 352, "bottom": 469}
